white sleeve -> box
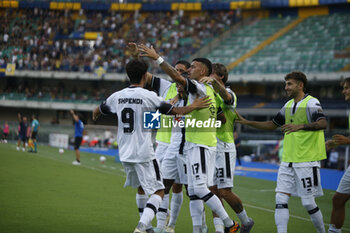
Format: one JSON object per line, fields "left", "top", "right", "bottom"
{"left": 146, "top": 91, "right": 166, "bottom": 109}
{"left": 187, "top": 79, "right": 206, "bottom": 97}
{"left": 224, "top": 88, "right": 237, "bottom": 112}
{"left": 306, "top": 98, "right": 326, "bottom": 122}
{"left": 151, "top": 76, "right": 172, "bottom": 98}
{"left": 101, "top": 92, "right": 118, "bottom": 114}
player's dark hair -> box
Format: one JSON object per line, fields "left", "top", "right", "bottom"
{"left": 126, "top": 59, "right": 149, "bottom": 84}
{"left": 341, "top": 77, "right": 350, "bottom": 86}
{"left": 212, "top": 63, "right": 228, "bottom": 84}
{"left": 175, "top": 60, "right": 191, "bottom": 69}
{"left": 192, "top": 58, "right": 212, "bottom": 76}
{"left": 284, "top": 71, "right": 307, "bottom": 92}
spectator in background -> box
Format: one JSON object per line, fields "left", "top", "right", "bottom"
{"left": 104, "top": 129, "right": 112, "bottom": 147}
{"left": 328, "top": 149, "right": 339, "bottom": 169}
{"left": 16, "top": 113, "right": 28, "bottom": 152}
{"left": 1, "top": 121, "right": 9, "bottom": 143}
{"left": 28, "top": 114, "right": 40, "bottom": 153}
{"left": 70, "top": 110, "right": 84, "bottom": 165}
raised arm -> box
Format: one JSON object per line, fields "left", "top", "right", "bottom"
{"left": 138, "top": 44, "right": 187, "bottom": 87}
{"left": 163, "top": 96, "right": 211, "bottom": 116}
{"left": 235, "top": 110, "right": 278, "bottom": 130}
{"left": 92, "top": 107, "right": 101, "bottom": 121}
{"left": 126, "top": 43, "right": 153, "bottom": 86}
{"left": 18, "top": 113, "right": 22, "bottom": 122}
{"left": 70, "top": 110, "right": 79, "bottom": 122}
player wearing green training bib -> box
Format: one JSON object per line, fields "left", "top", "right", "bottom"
{"left": 236, "top": 72, "right": 327, "bottom": 233}
{"left": 140, "top": 43, "right": 240, "bottom": 233}
{"left": 201, "top": 63, "right": 254, "bottom": 233}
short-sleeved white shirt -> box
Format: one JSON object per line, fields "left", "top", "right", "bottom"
{"left": 103, "top": 87, "right": 165, "bottom": 163}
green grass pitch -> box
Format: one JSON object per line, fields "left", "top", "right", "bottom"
{"left": 0, "top": 143, "right": 349, "bottom": 233}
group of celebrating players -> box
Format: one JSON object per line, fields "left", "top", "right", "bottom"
{"left": 93, "top": 43, "right": 350, "bottom": 233}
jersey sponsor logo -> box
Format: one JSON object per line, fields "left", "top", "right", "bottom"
{"left": 143, "top": 110, "right": 161, "bottom": 129}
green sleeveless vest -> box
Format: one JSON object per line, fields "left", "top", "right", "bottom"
{"left": 283, "top": 95, "right": 326, "bottom": 162}
{"left": 216, "top": 93, "right": 237, "bottom": 143}
{"left": 186, "top": 84, "right": 218, "bottom": 147}
{"left": 155, "top": 83, "right": 177, "bottom": 143}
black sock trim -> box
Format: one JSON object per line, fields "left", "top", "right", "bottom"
{"left": 158, "top": 208, "right": 167, "bottom": 213}
{"left": 308, "top": 207, "right": 319, "bottom": 215}
{"left": 276, "top": 204, "right": 288, "bottom": 209}
{"left": 146, "top": 203, "right": 157, "bottom": 215}
{"left": 189, "top": 195, "right": 201, "bottom": 200}
{"left": 202, "top": 192, "right": 214, "bottom": 202}
{"left": 138, "top": 208, "right": 143, "bottom": 213}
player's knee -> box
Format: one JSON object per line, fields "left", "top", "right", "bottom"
{"left": 301, "top": 197, "right": 318, "bottom": 212}
{"left": 276, "top": 192, "right": 290, "bottom": 205}
{"left": 172, "top": 183, "right": 183, "bottom": 193}
{"left": 193, "top": 184, "right": 211, "bottom": 200}
{"left": 218, "top": 187, "right": 231, "bottom": 199}
{"left": 332, "top": 192, "right": 347, "bottom": 207}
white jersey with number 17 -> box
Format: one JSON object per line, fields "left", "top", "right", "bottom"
{"left": 102, "top": 86, "right": 170, "bottom": 163}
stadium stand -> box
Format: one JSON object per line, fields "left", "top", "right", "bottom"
{"left": 0, "top": 9, "right": 236, "bottom": 73}
{"left": 229, "top": 13, "right": 350, "bottom": 74}
{"left": 206, "top": 17, "right": 294, "bottom": 68}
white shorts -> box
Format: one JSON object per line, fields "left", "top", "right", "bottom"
{"left": 162, "top": 152, "right": 188, "bottom": 185}
{"left": 214, "top": 150, "right": 236, "bottom": 189}
{"left": 155, "top": 143, "right": 169, "bottom": 165}
{"left": 336, "top": 166, "right": 350, "bottom": 194}
{"left": 187, "top": 146, "right": 216, "bottom": 188}
{"left": 162, "top": 152, "right": 180, "bottom": 183}
{"left": 275, "top": 165, "right": 323, "bottom": 197}
{"left": 177, "top": 153, "right": 188, "bottom": 185}
{"left": 122, "top": 160, "right": 165, "bottom": 196}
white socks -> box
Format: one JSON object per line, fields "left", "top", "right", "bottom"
{"left": 275, "top": 193, "right": 290, "bottom": 233}
{"left": 328, "top": 224, "right": 341, "bottom": 233}
{"left": 237, "top": 209, "right": 250, "bottom": 225}
{"left": 156, "top": 193, "right": 169, "bottom": 229}
{"left": 136, "top": 193, "right": 148, "bottom": 218}
{"left": 214, "top": 217, "right": 225, "bottom": 233}
{"left": 168, "top": 192, "right": 183, "bottom": 227}
{"left": 190, "top": 199, "right": 204, "bottom": 227}
{"left": 140, "top": 194, "right": 162, "bottom": 228}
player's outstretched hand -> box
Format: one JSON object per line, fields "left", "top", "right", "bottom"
{"left": 235, "top": 110, "right": 248, "bottom": 125}
{"left": 192, "top": 95, "right": 211, "bottom": 110}
{"left": 332, "top": 134, "right": 350, "bottom": 145}
{"left": 138, "top": 44, "right": 159, "bottom": 60}
{"left": 92, "top": 107, "right": 101, "bottom": 121}
{"left": 126, "top": 42, "right": 139, "bottom": 58}
{"left": 199, "top": 76, "right": 214, "bottom": 85}
{"left": 280, "top": 124, "right": 303, "bottom": 134}
{"left": 326, "top": 139, "right": 338, "bottom": 150}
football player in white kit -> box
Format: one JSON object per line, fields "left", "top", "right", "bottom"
{"left": 139, "top": 44, "right": 240, "bottom": 233}
{"left": 200, "top": 63, "right": 254, "bottom": 233}
{"left": 92, "top": 59, "right": 211, "bottom": 233}
{"left": 326, "top": 77, "right": 350, "bottom": 233}
{"left": 149, "top": 61, "right": 193, "bottom": 233}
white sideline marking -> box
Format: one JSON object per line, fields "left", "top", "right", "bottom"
{"left": 258, "top": 189, "right": 275, "bottom": 192}
{"left": 32, "top": 148, "right": 126, "bottom": 178}
{"left": 244, "top": 203, "right": 350, "bottom": 232}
